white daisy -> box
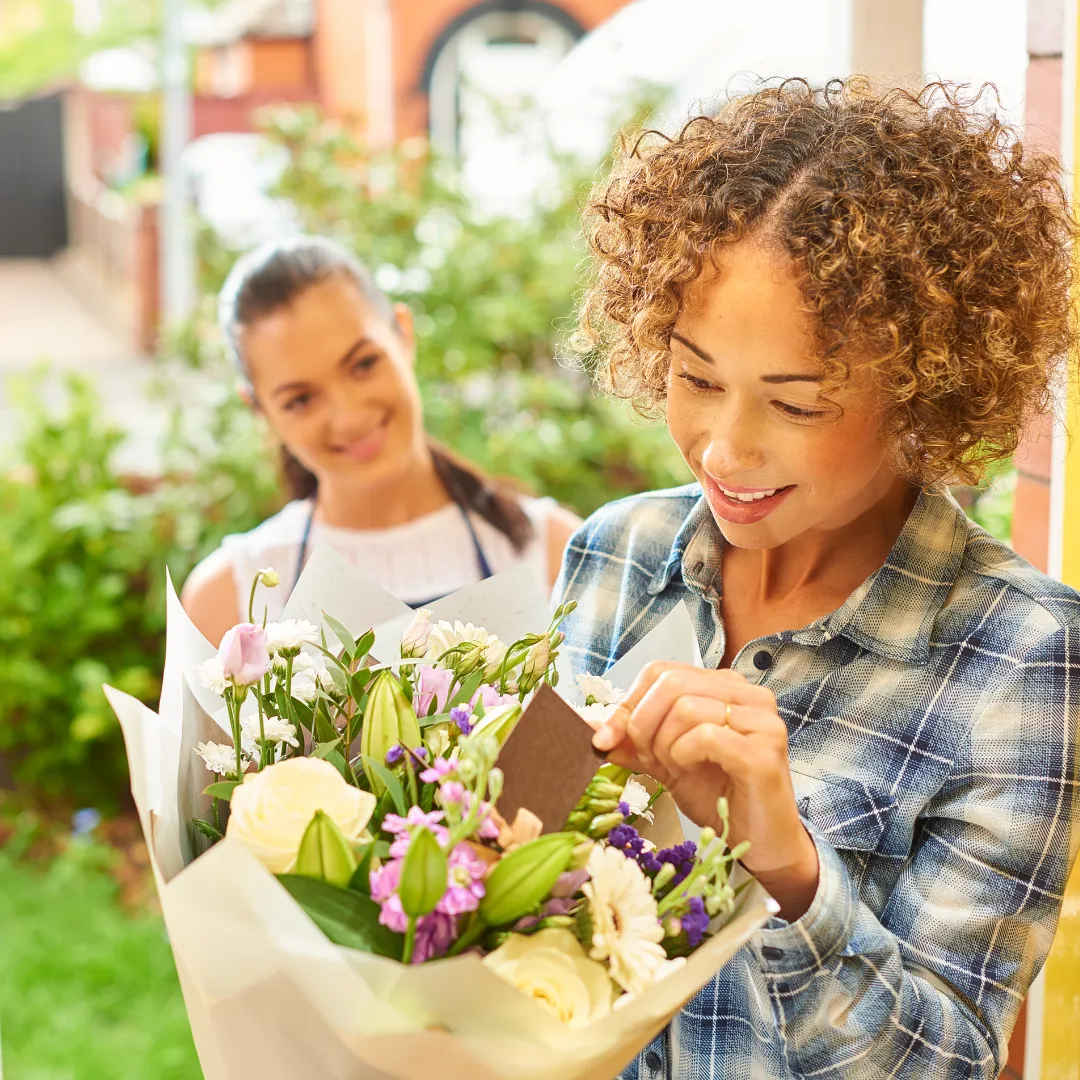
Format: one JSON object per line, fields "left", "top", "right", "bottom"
{"left": 264, "top": 619, "right": 320, "bottom": 655}
{"left": 620, "top": 777, "right": 655, "bottom": 822}
{"left": 425, "top": 620, "right": 503, "bottom": 664}
{"left": 241, "top": 714, "right": 300, "bottom": 748}
{"left": 288, "top": 671, "right": 319, "bottom": 703}
{"left": 576, "top": 674, "right": 624, "bottom": 707}
{"left": 195, "top": 658, "right": 227, "bottom": 696}
{"left": 576, "top": 702, "right": 618, "bottom": 728}
{"left": 194, "top": 740, "right": 251, "bottom": 778}
{"left": 583, "top": 844, "right": 670, "bottom": 995}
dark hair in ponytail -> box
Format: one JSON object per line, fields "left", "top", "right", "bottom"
{"left": 219, "top": 235, "right": 534, "bottom": 552}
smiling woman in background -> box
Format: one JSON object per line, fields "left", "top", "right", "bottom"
{"left": 182, "top": 236, "right": 580, "bottom": 646}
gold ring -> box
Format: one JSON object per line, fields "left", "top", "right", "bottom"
{"left": 724, "top": 702, "right": 732, "bottom": 726}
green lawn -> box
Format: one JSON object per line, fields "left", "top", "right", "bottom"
{"left": 0, "top": 842, "right": 202, "bottom": 1080}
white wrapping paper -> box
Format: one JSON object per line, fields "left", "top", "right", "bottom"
{"left": 106, "top": 545, "right": 776, "bottom": 1080}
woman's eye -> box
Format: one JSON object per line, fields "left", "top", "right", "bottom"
{"left": 775, "top": 400, "right": 828, "bottom": 420}
{"left": 676, "top": 372, "right": 718, "bottom": 394}
{"left": 351, "top": 354, "right": 380, "bottom": 376}
{"left": 283, "top": 393, "right": 312, "bottom": 413}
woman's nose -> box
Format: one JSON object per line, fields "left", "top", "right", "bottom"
{"left": 700, "top": 405, "right": 766, "bottom": 478}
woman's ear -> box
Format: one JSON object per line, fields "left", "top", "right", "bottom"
{"left": 238, "top": 381, "right": 259, "bottom": 412}
{"left": 393, "top": 302, "right": 416, "bottom": 358}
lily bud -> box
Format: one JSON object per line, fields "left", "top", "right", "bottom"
{"left": 293, "top": 810, "right": 359, "bottom": 889}
{"left": 400, "top": 608, "right": 433, "bottom": 659}
{"left": 361, "top": 670, "right": 422, "bottom": 795}
{"left": 470, "top": 702, "right": 523, "bottom": 747}
{"left": 479, "top": 832, "right": 577, "bottom": 926}
{"left": 257, "top": 567, "right": 280, "bottom": 588}
{"left": 519, "top": 638, "right": 550, "bottom": 691}
{"left": 398, "top": 827, "right": 448, "bottom": 918}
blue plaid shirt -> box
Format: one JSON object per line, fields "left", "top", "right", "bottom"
{"left": 556, "top": 484, "right": 1080, "bottom": 1080}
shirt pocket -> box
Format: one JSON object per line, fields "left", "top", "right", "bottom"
{"left": 792, "top": 769, "right": 900, "bottom": 857}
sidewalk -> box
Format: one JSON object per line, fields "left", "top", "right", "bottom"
{"left": 0, "top": 258, "right": 174, "bottom": 474}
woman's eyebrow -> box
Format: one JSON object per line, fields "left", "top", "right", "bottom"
{"left": 671, "top": 331, "right": 822, "bottom": 383}
{"left": 336, "top": 336, "right": 377, "bottom": 368}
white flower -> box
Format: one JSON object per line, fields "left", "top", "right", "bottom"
{"left": 195, "top": 658, "right": 227, "bottom": 696}
{"left": 576, "top": 702, "right": 618, "bottom": 728}
{"left": 426, "top": 620, "right": 502, "bottom": 664}
{"left": 483, "top": 928, "right": 614, "bottom": 1028}
{"left": 194, "top": 740, "right": 251, "bottom": 778}
{"left": 483, "top": 638, "right": 509, "bottom": 680}
{"left": 620, "top": 777, "right": 654, "bottom": 823}
{"left": 583, "top": 845, "right": 671, "bottom": 995}
{"left": 264, "top": 619, "right": 320, "bottom": 655}
{"left": 521, "top": 637, "right": 550, "bottom": 683}
{"left": 289, "top": 672, "right": 319, "bottom": 703}
{"left": 241, "top": 714, "right": 300, "bottom": 748}
{"left": 400, "top": 608, "right": 433, "bottom": 658}
{"left": 576, "top": 674, "right": 624, "bottom": 707}
{"left": 226, "top": 757, "right": 377, "bottom": 874}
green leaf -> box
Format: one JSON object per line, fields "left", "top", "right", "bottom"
{"left": 291, "top": 698, "right": 315, "bottom": 732}
{"left": 398, "top": 827, "right": 447, "bottom": 918}
{"left": 348, "top": 669, "right": 373, "bottom": 700}
{"left": 294, "top": 810, "right": 358, "bottom": 888}
{"left": 313, "top": 706, "right": 337, "bottom": 744}
{"left": 360, "top": 755, "right": 407, "bottom": 815}
{"left": 323, "top": 613, "right": 356, "bottom": 660}
{"left": 448, "top": 669, "right": 484, "bottom": 710}
{"left": 276, "top": 875, "right": 402, "bottom": 957}
{"left": 192, "top": 818, "right": 223, "bottom": 842}
{"left": 313, "top": 746, "right": 351, "bottom": 783}
{"left": 202, "top": 780, "right": 241, "bottom": 802}
{"left": 419, "top": 711, "right": 452, "bottom": 729}
{"left": 348, "top": 842, "right": 375, "bottom": 895}
{"left": 355, "top": 629, "right": 375, "bottom": 659}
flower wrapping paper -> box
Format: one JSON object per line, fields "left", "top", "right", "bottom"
{"left": 106, "top": 543, "right": 776, "bottom": 1080}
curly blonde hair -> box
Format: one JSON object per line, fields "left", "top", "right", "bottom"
{"left": 578, "top": 79, "right": 1078, "bottom": 485}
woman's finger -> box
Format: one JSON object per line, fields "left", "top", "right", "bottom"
{"left": 649, "top": 694, "right": 770, "bottom": 769}
{"left": 592, "top": 703, "right": 631, "bottom": 751}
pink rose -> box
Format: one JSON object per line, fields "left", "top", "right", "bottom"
{"left": 470, "top": 683, "right": 518, "bottom": 711}
{"left": 217, "top": 623, "right": 271, "bottom": 687}
{"left": 413, "top": 665, "right": 453, "bottom": 717}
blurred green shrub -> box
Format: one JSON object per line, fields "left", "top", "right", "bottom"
{"left": 0, "top": 372, "right": 280, "bottom": 808}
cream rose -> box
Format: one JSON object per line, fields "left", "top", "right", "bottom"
{"left": 226, "top": 757, "right": 376, "bottom": 874}
{"left": 483, "top": 928, "right": 615, "bottom": 1028}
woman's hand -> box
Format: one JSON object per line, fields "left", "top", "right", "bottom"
{"left": 591, "top": 662, "right": 819, "bottom": 921}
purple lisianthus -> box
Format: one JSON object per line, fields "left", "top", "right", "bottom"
{"left": 449, "top": 705, "right": 474, "bottom": 735}
{"left": 681, "top": 895, "right": 710, "bottom": 947}
{"left": 551, "top": 868, "right": 590, "bottom": 897}
{"left": 436, "top": 843, "right": 487, "bottom": 916}
{"left": 420, "top": 756, "right": 457, "bottom": 784}
{"left": 414, "top": 666, "right": 453, "bottom": 717}
{"left": 217, "top": 623, "right": 271, "bottom": 687}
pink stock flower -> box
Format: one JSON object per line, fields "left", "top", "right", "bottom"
{"left": 217, "top": 623, "right": 271, "bottom": 687}
{"left": 383, "top": 807, "right": 449, "bottom": 859}
{"left": 436, "top": 844, "right": 487, "bottom": 916}
{"left": 420, "top": 757, "right": 457, "bottom": 784}
{"left": 369, "top": 859, "right": 408, "bottom": 933}
{"left": 413, "top": 666, "right": 453, "bottom": 717}
{"left": 439, "top": 781, "right": 467, "bottom": 807}
{"left": 411, "top": 911, "right": 457, "bottom": 963}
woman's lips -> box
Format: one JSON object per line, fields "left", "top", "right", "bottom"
{"left": 703, "top": 475, "right": 795, "bottom": 525}
{"left": 335, "top": 421, "right": 389, "bottom": 463}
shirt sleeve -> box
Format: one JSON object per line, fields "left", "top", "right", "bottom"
{"left": 756, "top": 625, "right": 1080, "bottom": 1078}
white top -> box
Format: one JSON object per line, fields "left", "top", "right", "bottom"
{"left": 198, "top": 496, "right": 556, "bottom": 623}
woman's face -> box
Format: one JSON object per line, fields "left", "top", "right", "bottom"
{"left": 241, "top": 274, "right": 424, "bottom": 493}
{"left": 666, "top": 240, "right": 901, "bottom": 550}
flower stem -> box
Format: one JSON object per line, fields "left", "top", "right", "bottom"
{"left": 247, "top": 575, "right": 259, "bottom": 624}
{"left": 226, "top": 691, "right": 243, "bottom": 779}
{"left": 402, "top": 916, "right": 417, "bottom": 964}
{"left": 445, "top": 913, "right": 485, "bottom": 957}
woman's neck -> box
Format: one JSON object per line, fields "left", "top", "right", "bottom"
{"left": 312, "top": 453, "right": 452, "bottom": 530}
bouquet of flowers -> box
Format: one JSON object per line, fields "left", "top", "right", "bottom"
{"left": 106, "top": 547, "right": 775, "bottom": 1080}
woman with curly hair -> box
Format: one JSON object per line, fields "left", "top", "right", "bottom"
{"left": 559, "top": 80, "right": 1080, "bottom": 1078}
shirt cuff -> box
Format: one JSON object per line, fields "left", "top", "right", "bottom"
{"left": 755, "top": 819, "right": 857, "bottom": 980}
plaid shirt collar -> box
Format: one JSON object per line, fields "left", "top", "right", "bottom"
{"left": 646, "top": 485, "right": 969, "bottom": 665}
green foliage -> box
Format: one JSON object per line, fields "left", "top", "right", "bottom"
{"left": 0, "top": 841, "right": 201, "bottom": 1078}
{"left": 0, "top": 370, "right": 280, "bottom": 806}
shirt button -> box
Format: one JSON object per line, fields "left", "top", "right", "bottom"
{"left": 645, "top": 1050, "right": 663, "bottom": 1072}
{"left": 761, "top": 945, "right": 785, "bottom": 961}
{"left": 753, "top": 649, "right": 773, "bottom": 670}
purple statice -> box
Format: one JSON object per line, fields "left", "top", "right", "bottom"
{"left": 449, "top": 705, "right": 474, "bottom": 735}
{"left": 436, "top": 844, "right": 487, "bottom": 916}
{"left": 385, "top": 745, "right": 405, "bottom": 767}
{"left": 608, "top": 822, "right": 646, "bottom": 860}
{"left": 655, "top": 841, "right": 698, "bottom": 886}
{"left": 681, "top": 895, "right": 710, "bottom": 947}
{"left": 413, "top": 666, "right": 453, "bottom": 717}
{"left": 617, "top": 801, "right": 630, "bottom": 816}
{"left": 420, "top": 756, "right": 457, "bottom": 784}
